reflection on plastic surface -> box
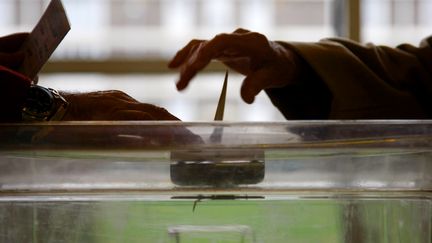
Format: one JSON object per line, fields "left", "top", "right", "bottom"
{"left": 1, "top": 121, "right": 432, "bottom": 191}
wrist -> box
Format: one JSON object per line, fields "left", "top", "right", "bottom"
{"left": 272, "top": 41, "right": 303, "bottom": 85}
{"left": 21, "top": 85, "right": 69, "bottom": 122}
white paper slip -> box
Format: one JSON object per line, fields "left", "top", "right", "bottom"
{"left": 18, "top": 0, "right": 70, "bottom": 80}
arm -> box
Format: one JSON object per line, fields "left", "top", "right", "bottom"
{"left": 0, "top": 33, "right": 180, "bottom": 123}
{"left": 169, "top": 29, "right": 432, "bottom": 119}
{"left": 0, "top": 66, "right": 31, "bottom": 122}
{"left": 275, "top": 36, "right": 432, "bottom": 119}
{"left": 0, "top": 33, "right": 32, "bottom": 122}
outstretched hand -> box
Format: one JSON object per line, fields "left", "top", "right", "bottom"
{"left": 56, "top": 90, "right": 204, "bottom": 146}
{"left": 168, "top": 28, "right": 301, "bottom": 104}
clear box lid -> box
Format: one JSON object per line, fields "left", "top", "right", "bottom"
{"left": 1, "top": 120, "right": 432, "bottom": 194}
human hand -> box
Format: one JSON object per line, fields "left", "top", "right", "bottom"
{"left": 26, "top": 90, "right": 205, "bottom": 146}
{"left": 61, "top": 90, "right": 180, "bottom": 121}
{"left": 168, "top": 28, "right": 301, "bottom": 104}
{"left": 0, "top": 33, "right": 29, "bottom": 69}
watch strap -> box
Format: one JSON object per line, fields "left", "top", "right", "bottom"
{"left": 48, "top": 88, "right": 68, "bottom": 121}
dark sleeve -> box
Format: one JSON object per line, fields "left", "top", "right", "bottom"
{"left": 265, "top": 55, "right": 332, "bottom": 120}
{"left": 327, "top": 37, "right": 432, "bottom": 116}
{"left": 266, "top": 36, "right": 432, "bottom": 119}
{"left": 0, "top": 65, "right": 31, "bottom": 122}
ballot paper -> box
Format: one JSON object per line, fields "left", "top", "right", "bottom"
{"left": 18, "top": 0, "right": 70, "bottom": 80}
{"left": 214, "top": 70, "right": 228, "bottom": 121}
{"left": 209, "top": 70, "right": 228, "bottom": 143}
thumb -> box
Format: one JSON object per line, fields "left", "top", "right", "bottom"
{"left": 240, "top": 67, "right": 275, "bottom": 104}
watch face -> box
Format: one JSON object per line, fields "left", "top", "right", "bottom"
{"left": 22, "top": 85, "right": 55, "bottom": 119}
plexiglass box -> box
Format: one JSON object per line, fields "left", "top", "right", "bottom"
{"left": 1, "top": 121, "right": 431, "bottom": 243}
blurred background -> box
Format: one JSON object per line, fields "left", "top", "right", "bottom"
{"left": 0, "top": 0, "right": 431, "bottom": 121}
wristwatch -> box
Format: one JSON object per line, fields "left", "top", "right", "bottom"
{"left": 22, "top": 85, "right": 69, "bottom": 122}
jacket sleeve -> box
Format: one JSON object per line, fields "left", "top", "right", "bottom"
{"left": 0, "top": 65, "right": 31, "bottom": 122}
{"left": 266, "top": 36, "right": 432, "bottom": 119}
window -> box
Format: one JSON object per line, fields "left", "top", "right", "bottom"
{"left": 362, "top": 0, "right": 432, "bottom": 45}
{"left": 1, "top": 0, "right": 430, "bottom": 121}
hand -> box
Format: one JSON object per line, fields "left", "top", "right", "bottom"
{"left": 168, "top": 28, "right": 301, "bottom": 104}
{"left": 0, "top": 33, "right": 29, "bottom": 69}
{"left": 61, "top": 90, "right": 180, "bottom": 121}
{"left": 32, "top": 90, "right": 205, "bottom": 146}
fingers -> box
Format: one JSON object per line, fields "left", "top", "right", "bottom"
{"left": 240, "top": 66, "right": 285, "bottom": 104}
{"left": 0, "top": 33, "right": 29, "bottom": 52}
{"left": 33, "top": 75, "right": 39, "bottom": 85}
{"left": 103, "top": 90, "right": 139, "bottom": 102}
{"left": 173, "top": 31, "right": 274, "bottom": 91}
{"left": 106, "top": 103, "right": 179, "bottom": 121}
{"left": 175, "top": 43, "right": 209, "bottom": 90}
{"left": 233, "top": 28, "right": 250, "bottom": 34}
{"left": 110, "top": 91, "right": 180, "bottom": 120}
{"left": 111, "top": 110, "right": 155, "bottom": 120}
{"left": 62, "top": 90, "right": 180, "bottom": 121}
{"left": 128, "top": 103, "right": 180, "bottom": 121}
{"left": 168, "top": 39, "right": 204, "bottom": 68}
{"left": 204, "top": 32, "right": 272, "bottom": 62}
{"left": 168, "top": 39, "right": 208, "bottom": 91}
{"left": 241, "top": 69, "right": 269, "bottom": 104}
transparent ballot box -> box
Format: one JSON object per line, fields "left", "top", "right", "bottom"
{"left": 1, "top": 121, "right": 432, "bottom": 243}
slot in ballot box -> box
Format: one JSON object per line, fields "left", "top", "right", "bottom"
{"left": 1, "top": 121, "right": 431, "bottom": 242}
